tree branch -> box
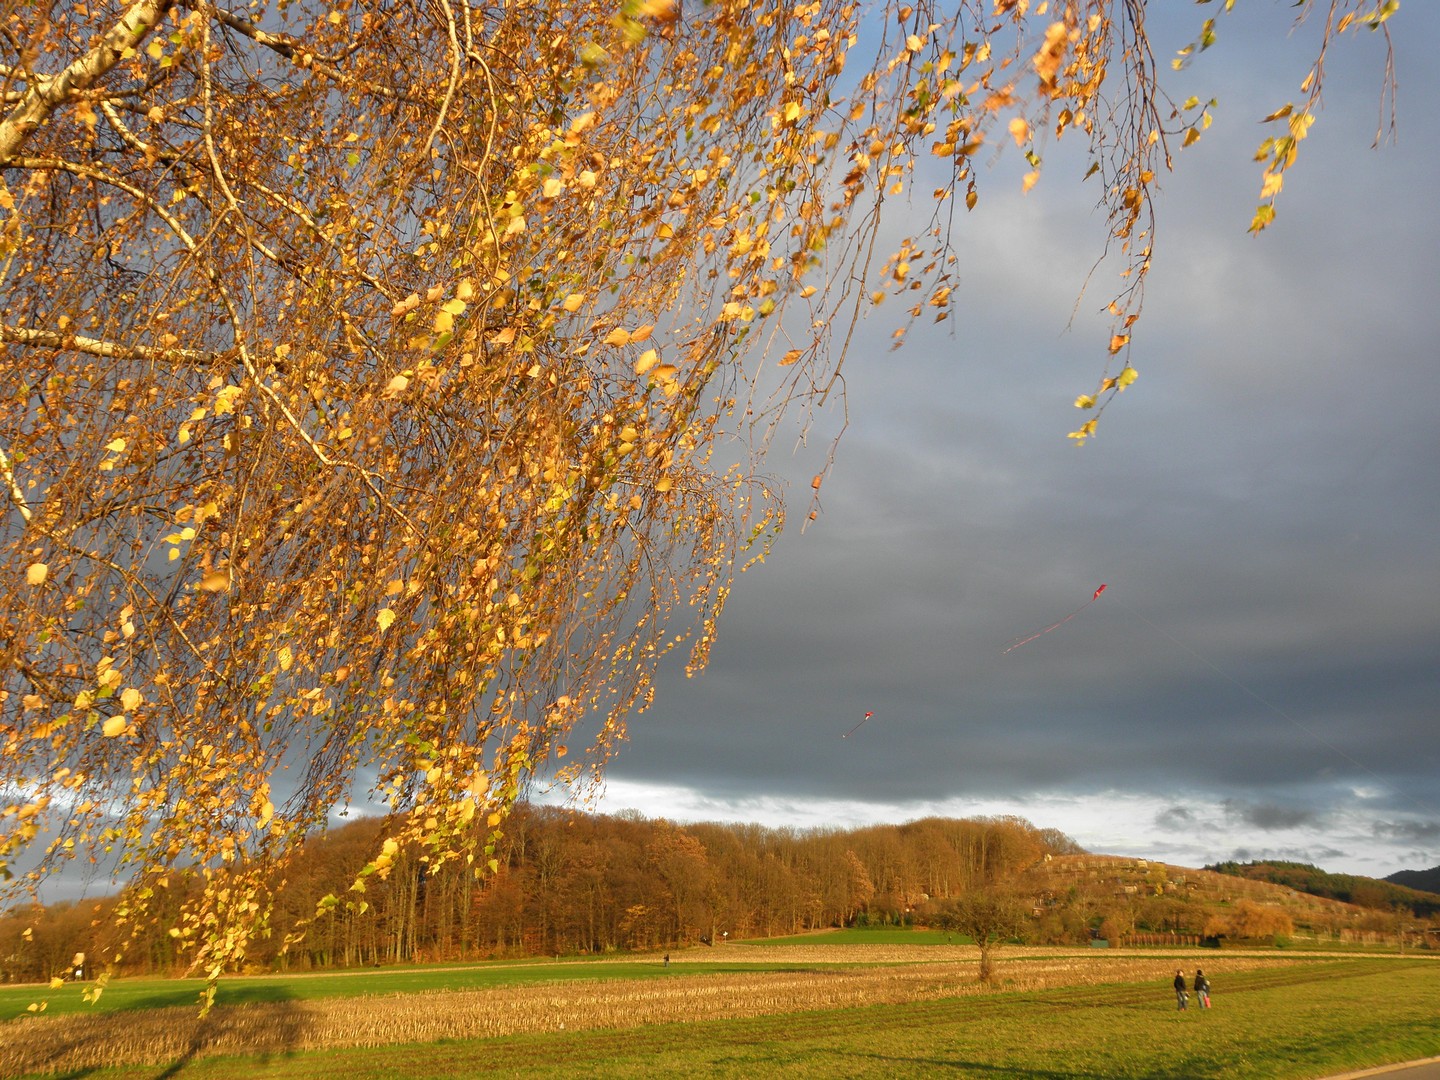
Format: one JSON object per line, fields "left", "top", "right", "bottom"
{"left": 0, "top": 323, "right": 217, "bottom": 366}
{"left": 0, "top": 443, "right": 31, "bottom": 523}
{"left": 0, "top": 0, "right": 176, "bottom": 167}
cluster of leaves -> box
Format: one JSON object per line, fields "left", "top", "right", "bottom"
{"left": 0, "top": 0, "right": 1397, "bottom": 999}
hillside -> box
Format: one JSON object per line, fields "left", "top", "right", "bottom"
{"left": 1386, "top": 866, "right": 1440, "bottom": 895}
{"left": 1035, "top": 853, "right": 1382, "bottom": 938}
{"left": 1205, "top": 860, "right": 1440, "bottom": 918}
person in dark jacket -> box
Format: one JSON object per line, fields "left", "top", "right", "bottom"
{"left": 1194, "top": 969, "right": 1210, "bottom": 1008}
{"left": 1173, "top": 968, "right": 1189, "bottom": 1009}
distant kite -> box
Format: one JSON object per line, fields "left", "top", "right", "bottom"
{"left": 842, "top": 711, "right": 875, "bottom": 738}
{"left": 1004, "top": 584, "right": 1107, "bottom": 654}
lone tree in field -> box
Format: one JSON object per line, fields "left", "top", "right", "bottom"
{"left": 935, "top": 890, "right": 1031, "bottom": 984}
{"left": 0, "top": 0, "right": 1397, "bottom": 983}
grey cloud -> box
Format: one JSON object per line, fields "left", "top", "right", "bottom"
{"left": 1223, "top": 802, "right": 1325, "bottom": 832}
{"left": 1374, "top": 820, "right": 1440, "bottom": 845}
{"left": 598, "top": 4, "right": 1440, "bottom": 879}
{"left": 1155, "top": 807, "right": 1196, "bottom": 832}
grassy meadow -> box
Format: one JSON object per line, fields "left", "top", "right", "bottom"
{"left": 2, "top": 942, "right": 1437, "bottom": 1078}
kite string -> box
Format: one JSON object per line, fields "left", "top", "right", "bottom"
{"left": 1110, "top": 594, "right": 1437, "bottom": 820}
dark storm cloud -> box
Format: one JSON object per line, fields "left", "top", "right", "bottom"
{"left": 1224, "top": 801, "right": 1325, "bottom": 832}
{"left": 595, "top": 6, "right": 1440, "bottom": 877}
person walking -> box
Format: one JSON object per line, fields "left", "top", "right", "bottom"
{"left": 1194, "top": 968, "right": 1210, "bottom": 1008}
{"left": 1173, "top": 968, "right": 1189, "bottom": 1009}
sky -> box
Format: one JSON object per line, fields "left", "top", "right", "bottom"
{"left": 551, "top": 4, "right": 1440, "bottom": 879}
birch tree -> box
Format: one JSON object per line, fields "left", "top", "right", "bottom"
{"left": 0, "top": 0, "right": 1397, "bottom": 986}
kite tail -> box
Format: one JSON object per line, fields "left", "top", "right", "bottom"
{"left": 842, "top": 712, "right": 875, "bottom": 738}
{"left": 1003, "top": 586, "right": 1107, "bottom": 654}
{"left": 1003, "top": 610, "right": 1081, "bottom": 654}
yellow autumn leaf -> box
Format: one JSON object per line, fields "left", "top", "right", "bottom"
{"left": 102, "top": 716, "right": 128, "bottom": 738}
{"left": 199, "top": 569, "right": 230, "bottom": 592}
{"left": 278, "top": 646, "right": 294, "bottom": 672}
{"left": 213, "top": 385, "right": 243, "bottom": 415}
{"left": 1008, "top": 117, "right": 1030, "bottom": 147}
{"left": 25, "top": 563, "right": 47, "bottom": 585}
{"left": 120, "top": 687, "right": 143, "bottom": 712}
{"left": 562, "top": 293, "right": 586, "bottom": 312}
{"left": 376, "top": 608, "right": 396, "bottom": 631}
{"left": 105, "top": 438, "right": 127, "bottom": 454}
{"left": 634, "top": 349, "right": 660, "bottom": 375}
{"left": 603, "top": 328, "right": 632, "bottom": 346}
{"left": 1074, "top": 394, "right": 1096, "bottom": 409}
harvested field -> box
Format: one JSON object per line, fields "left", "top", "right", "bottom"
{"left": 0, "top": 948, "right": 1339, "bottom": 1077}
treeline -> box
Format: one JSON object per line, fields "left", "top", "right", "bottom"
{"left": 1, "top": 808, "right": 1080, "bottom": 981}
{"left": 1205, "top": 860, "right": 1440, "bottom": 918}
{"left": 1385, "top": 866, "right": 1440, "bottom": 895}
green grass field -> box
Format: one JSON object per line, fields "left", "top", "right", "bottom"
{"left": 3, "top": 950, "right": 1437, "bottom": 1078}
